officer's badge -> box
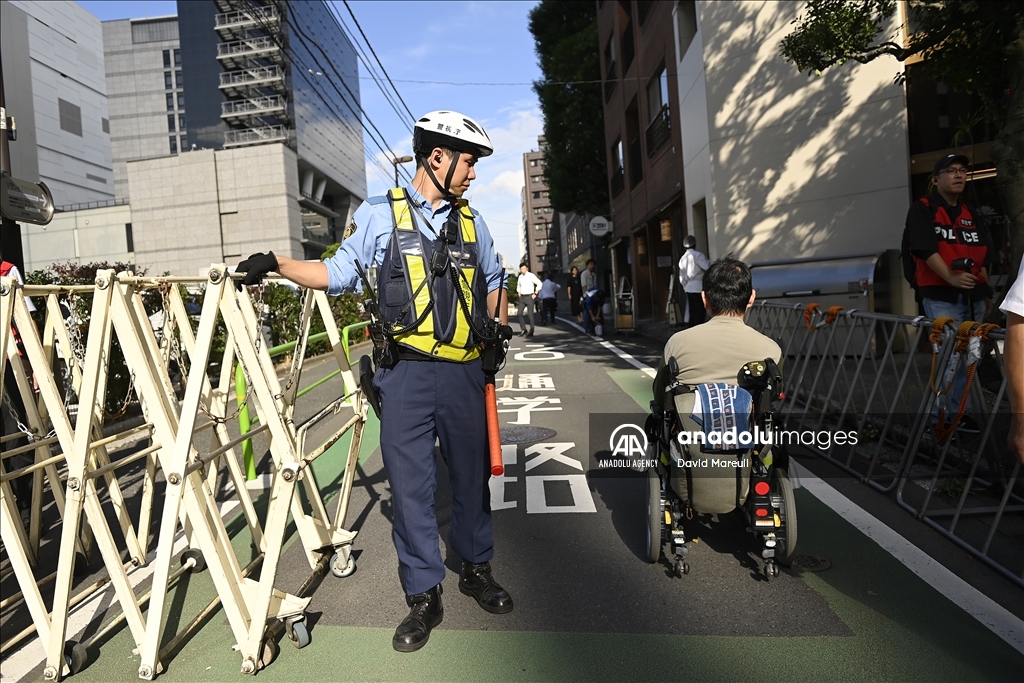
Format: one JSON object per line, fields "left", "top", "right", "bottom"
{"left": 343, "top": 220, "right": 357, "bottom": 240}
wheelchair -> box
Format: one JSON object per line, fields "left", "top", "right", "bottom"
{"left": 644, "top": 357, "right": 797, "bottom": 579}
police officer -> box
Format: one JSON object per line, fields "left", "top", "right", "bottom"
{"left": 236, "top": 111, "right": 513, "bottom": 652}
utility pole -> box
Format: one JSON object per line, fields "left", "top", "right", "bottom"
{"left": 0, "top": 49, "right": 25, "bottom": 273}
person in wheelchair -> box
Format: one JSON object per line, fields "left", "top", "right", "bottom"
{"left": 647, "top": 255, "right": 795, "bottom": 579}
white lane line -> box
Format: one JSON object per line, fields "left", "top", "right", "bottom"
{"left": 792, "top": 462, "right": 1024, "bottom": 655}
{"left": 561, "top": 318, "right": 1024, "bottom": 655}
{"left": 556, "top": 317, "right": 657, "bottom": 378}
{"left": 1, "top": 499, "right": 241, "bottom": 683}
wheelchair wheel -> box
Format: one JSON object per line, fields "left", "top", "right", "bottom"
{"left": 645, "top": 467, "right": 663, "bottom": 563}
{"left": 772, "top": 468, "right": 798, "bottom": 566}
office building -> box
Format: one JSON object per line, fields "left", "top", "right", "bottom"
{"left": 0, "top": 0, "right": 114, "bottom": 209}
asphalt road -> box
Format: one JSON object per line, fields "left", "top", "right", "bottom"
{"left": 3, "top": 317, "right": 1022, "bottom": 682}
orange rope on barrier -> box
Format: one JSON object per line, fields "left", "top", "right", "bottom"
{"left": 825, "top": 306, "right": 845, "bottom": 325}
{"left": 933, "top": 321, "right": 996, "bottom": 445}
{"left": 928, "top": 317, "right": 956, "bottom": 395}
{"left": 803, "top": 303, "right": 821, "bottom": 331}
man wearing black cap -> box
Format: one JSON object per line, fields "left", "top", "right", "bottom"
{"left": 904, "top": 153, "right": 994, "bottom": 432}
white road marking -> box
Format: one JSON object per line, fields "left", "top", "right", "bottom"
{"left": 792, "top": 462, "right": 1024, "bottom": 655}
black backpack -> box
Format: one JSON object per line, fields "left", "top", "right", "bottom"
{"left": 901, "top": 197, "right": 939, "bottom": 291}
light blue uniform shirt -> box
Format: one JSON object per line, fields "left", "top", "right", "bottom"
{"left": 324, "top": 186, "right": 505, "bottom": 297}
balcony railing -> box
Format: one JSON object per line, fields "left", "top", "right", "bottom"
{"left": 219, "top": 65, "right": 285, "bottom": 96}
{"left": 629, "top": 136, "right": 644, "bottom": 188}
{"left": 645, "top": 105, "right": 671, "bottom": 157}
{"left": 216, "top": 36, "right": 281, "bottom": 62}
{"left": 223, "top": 125, "right": 289, "bottom": 147}
{"left": 214, "top": 6, "right": 279, "bottom": 32}
{"left": 610, "top": 167, "right": 625, "bottom": 197}
{"left": 221, "top": 95, "right": 287, "bottom": 118}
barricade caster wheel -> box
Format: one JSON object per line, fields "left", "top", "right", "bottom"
{"left": 286, "top": 619, "right": 310, "bottom": 649}
{"left": 64, "top": 641, "right": 87, "bottom": 675}
{"left": 765, "top": 562, "right": 780, "bottom": 579}
{"left": 181, "top": 548, "right": 206, "bottom": 573}
{"left": 330, "top": 551, "right": 356, "bottom": 578}
{"left": 676, "top": 559, "right": 689, "bottom": 576}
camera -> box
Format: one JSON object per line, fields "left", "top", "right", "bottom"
{"left": 950, "top": 257, "right": 975, "bottom": 272}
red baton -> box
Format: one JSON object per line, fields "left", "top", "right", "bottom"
{"left": 484, "top": 379, "right": 503, "bottom": 476}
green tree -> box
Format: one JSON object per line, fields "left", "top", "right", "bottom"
{"left": 529, "top": 1, "right": 609, "bottom": 216}
{"left": 779, "top": 0, "right": 1024, "bottom": 277}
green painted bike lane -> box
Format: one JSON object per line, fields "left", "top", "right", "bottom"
{"left": 55, "top": 365, "right": 1022, "bottom": 682}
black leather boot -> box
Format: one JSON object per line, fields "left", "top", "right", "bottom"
{"left": 392, "top": 585, "right": 443, "bottom": 652}
{"left": 458, "top": 561, "right": 514, "bottom": 614}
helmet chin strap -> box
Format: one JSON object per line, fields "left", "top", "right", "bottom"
{"left": 421, "top": 151, "right": 462, "bottom": 204}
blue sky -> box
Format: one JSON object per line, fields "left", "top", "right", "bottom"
{"left": 77, "top": 0, "right": 544, "bottom": 264}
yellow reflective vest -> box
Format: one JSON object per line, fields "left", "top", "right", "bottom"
{"left": 378, "top": 188, "right": 490, "bottom": 362}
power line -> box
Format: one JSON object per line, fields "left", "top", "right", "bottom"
{"left": 340, "top": 0, "right": 416, "bottom": 121}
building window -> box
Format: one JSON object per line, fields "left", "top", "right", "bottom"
{"left": 647, "top": 65, "right": 669, "bottom": 121}
{"left": 168, "top": 114, "right": 176, "bottom": 132}
{"left": 101, "top": 117, "right": 109, "bottom": 133}
{"left": 531, "top": 175, "right": 542, "bottom": 183}
{"left": 179, "top": 114, "right": 186, "bottom": 130}
{"left": 532, "top": 191, "right": 541, "bottom": 199}
{"left": 167, "top": 93, "right": 175, "bottom": 110}
{"left": 646, "top": 64, "right": 671, "bottom": 155}
{"left": 169, "top": 136, "right": 178, "bottom": 154}
{"left": 533, "top": 207, "right": 543, "bottom": 215}
{"left": 176, "top": 92, "right": 184, "bottom": 109}
{"left": 125, "top": 223, "right": 134, "bottom": 252}
{"left": 164, "top": 72, "right": 173, "bottom": 89}
{"left": 530, "top": 159, "right": 537, "bottom": 167}
{"left": 677, "top": 1, "right": 697, "bottom": 58}
{"left": 180, "top": 134, "right": 188, "bottom": 149}
{"left": 173, "top": 48, "right": 181, "bottom": 67}
{"left": 174, "top": 70, "right": 182, "bottom": 87}
{"left": 610, "top": 137, "right": 625, "bottom": 196}
{"left": 163, "top": 50, "right": 171, "bottom": 68}
{"left": 58, "top": 99, "right": 82, "bottom": 136}
{"left": 535, "top": 223, "right": 546, "bottom": 230}
{"left": 544, "top": 207, "right": 552, "bottom": 213}
{"left": 541, "top": 190, "right": 549, "bottom": 198}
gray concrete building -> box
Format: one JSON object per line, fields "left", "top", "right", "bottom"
{"left": 521, "top": 136, "right": 558, "bottom": 274}
{"left": 0, "top": 0, "right": 114, "bottom": 209}
{"left": 101, "top": 16, "right": 185, "bottom": 201}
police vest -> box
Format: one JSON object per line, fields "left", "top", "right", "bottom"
{"left": 378, "top": 188, "right": 490, "bottom": 362}
{"left": 912, "top": 197, "right": 988, "bottom": 289}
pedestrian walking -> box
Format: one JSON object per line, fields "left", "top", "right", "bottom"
{"left": 517, "top": 262, "right": 541, "bottom": 336}
{"left": 677, "top": 235, "right": 710, "bottom": 327}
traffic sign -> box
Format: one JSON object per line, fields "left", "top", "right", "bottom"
{"left": 0, "top": 175, "right": 54, "bottom": 225}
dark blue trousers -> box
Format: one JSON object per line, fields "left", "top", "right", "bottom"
{"left": 374, "top": 357, "right": 493, "bottom": 595}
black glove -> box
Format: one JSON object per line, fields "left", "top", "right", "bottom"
{"left": 235, "top": 252, "right": 278, "bottom": 290}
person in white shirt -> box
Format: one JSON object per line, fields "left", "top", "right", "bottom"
{"left": 677, "top": 235, "right": 710, "bottom": 327}
{"left": 516, "top": 263, "right": 541, "bottom": 337}
{"left": 537, "top": 273, "right": 561, "bottom": 325}
{"left": 1000, "top": 260, "right": 1024, "bottom": 463}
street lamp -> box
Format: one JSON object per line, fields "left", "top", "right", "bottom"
{"left": 392, "top": 155, "right": 413, "bottom": 187}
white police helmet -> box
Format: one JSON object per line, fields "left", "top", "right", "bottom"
{"left": 413, "top": 111, "right": 493, "bottom": 158}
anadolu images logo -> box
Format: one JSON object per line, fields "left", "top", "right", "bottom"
{"left": 609, "top": 423, "right": 648, "bottom": 458}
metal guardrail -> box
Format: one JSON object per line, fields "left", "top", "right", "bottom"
{"left": 216, "top": 36, "right": 279, "bottom": 59}
{"left": 221, "top": 95, "right": 286, "bottom": 116}
{"left": 746, "top": 301, "right": 1021, "bottom": 587}
{"left": 219, "top": 65, "right": 285, "bottom": 88}
{"left": 214, "top": 6, "right": 279, "bottom": 29}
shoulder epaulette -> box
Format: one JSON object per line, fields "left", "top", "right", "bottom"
{"left": 366, "top": 195, "right": 388, "bottom": 206}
